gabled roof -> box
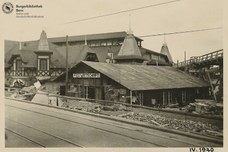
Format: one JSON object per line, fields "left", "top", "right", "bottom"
{"left": 160, "top": 43, "right": 173, "bottom": 63}
{"left": 8, "top": 49, "right": 37, "bottom": 67}
{"left": 140, "top": 47, "right": 168, "bottom": 59}
{"left": 48, "top": 31, "right": 143, "bottom": 43}
{"left": 146, "top": 59, "right": 170, "bottom": 66}
{"left": 72, "top": 61, "right": 209, "bottom": 91}
{"left": 115, "top": 34, "right": 144, "bottom": 60}
{"left": 5, "top": 31, "right": 172, "bottom": 68}
{"left": 19, "top": 49, "right": 37, "bottom": 67}
{"left": 5, "top": 40, "right": 20, "bottom": 64}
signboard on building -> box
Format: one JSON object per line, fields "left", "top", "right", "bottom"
{"left": 73, "top": 73, "right": 101, "bottom": 78}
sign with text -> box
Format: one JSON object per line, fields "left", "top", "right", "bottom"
{"left": 73, "top": 73, "right": 101, "bottom": 78}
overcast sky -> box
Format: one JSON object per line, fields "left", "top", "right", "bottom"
{"left": 1, "top": 0, "right": 223, "bottom": 62}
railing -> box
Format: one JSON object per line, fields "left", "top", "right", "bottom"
{"left": 5, "top": 69, "right": 64, "bottom": 77}
{"left": 4, "top": 88, "right": 223, "bottom": 121}
{"left": 5, "top": 70, "right": 37, "bottom": 77}
{"left": 37, "top": 70, "right": 50, "bottom": 76}
{"left": 178, "top": 49, "right": 223, "bottom": 67}
{"left": 35, "top": 92, "right": 224, "bottom": 119}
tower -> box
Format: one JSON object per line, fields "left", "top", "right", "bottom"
{"left": 114, "top": 15, "right": 144, "bottom": 64}
{"left": 160, "top": 35, "right": 173, "bottom": 64}
{"left": 114, "top": 33, "right": 144, "bottom": 64}
{"left": 34, "top": 30, "right": 53, "bottom": 77}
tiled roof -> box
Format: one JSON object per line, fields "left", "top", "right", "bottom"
{"left": 48, "top": 31, "right": 143, "bottom": 43}
{"left": 78, "top": 61, "right": 209, "bottom": 91}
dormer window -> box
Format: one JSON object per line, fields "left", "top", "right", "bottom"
{"left": 40, "top": 59, "right": 47, "bottom": 70}
{"left": 85, "top": 53, "right": 98, "bottom": 62}
{"left": 16, "top": 59, "right": 22, "bottom": 70}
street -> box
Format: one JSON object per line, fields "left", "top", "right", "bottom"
{"left": 5, "top": 98, "right": 222, "bottom": 147}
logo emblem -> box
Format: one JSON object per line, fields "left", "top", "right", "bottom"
{"left": 2, "top": 2, "right": 13, "bottom": 14}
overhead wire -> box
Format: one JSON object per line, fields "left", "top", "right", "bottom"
{"left": 139, "top": 27, "right": 222, "bottom": 38}
{"left": 60, "top": 0, "right": 181, "bottom": 25}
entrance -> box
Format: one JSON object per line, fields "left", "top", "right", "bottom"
{"left": 88, "top": 87, "right": 95, "bottom": 99}
{"left": 60, "top": 86, "right": 66, "bottom": 95}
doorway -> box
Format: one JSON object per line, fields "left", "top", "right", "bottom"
{"left": 88, "top": 87, "right": 95, "bottom": 99}
{"left": 60, "top": 86, "right": 66, "bottom": 95}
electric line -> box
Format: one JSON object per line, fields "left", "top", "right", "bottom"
{"left": 139, "top": 27, "right": 222, "bottom": 38}
{"left": 60, "top": 0, "right": 180, "bottom": 25}
{"left": 18, "top": 27, "right": 222, "bottom": 43}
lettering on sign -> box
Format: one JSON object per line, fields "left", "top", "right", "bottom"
{"left": 73, "top": 73, "right": 100, "bottom": 78}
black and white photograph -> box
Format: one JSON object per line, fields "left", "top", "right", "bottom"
{"left": 1, "top": 0, "right": 226, "bottom": 150}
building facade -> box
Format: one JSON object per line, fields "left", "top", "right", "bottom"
{"left": 5, "top": 30, "right": 172, "bottom": 87}
{"left": 49, "top": 61, "right": 209, "bottom": 106}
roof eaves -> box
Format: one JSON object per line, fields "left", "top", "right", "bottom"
{"left": 82, "top": 61, "right": 132, "bottom": 90}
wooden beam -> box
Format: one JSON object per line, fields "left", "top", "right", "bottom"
{"left": 207, "top": 71, "right": 217, "bottom": 102}
{"left": 65, "top": 35, "right": 69, "bottom": 96}
{"left": 130, "top": 90, "right": 132, "bottom": 105}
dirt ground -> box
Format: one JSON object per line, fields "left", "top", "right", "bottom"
{"left": 5, "top": 90, "right": 223, "bottom": 138}
{"left": 61, "top": 98, "right": 223, "bottom": 138}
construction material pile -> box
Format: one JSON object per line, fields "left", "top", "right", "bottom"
{"left": 62, "top": 99, "right": 102, "bottom": 113}
{"left": 183, "top": 99, "right": 223, "bottom": 115}
{"left": 120, "top": 112, "right": 222, "bottom": 137}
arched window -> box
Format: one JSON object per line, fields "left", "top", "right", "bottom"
{"left": 85, "top": 53, "right": 98, "bottom": 62}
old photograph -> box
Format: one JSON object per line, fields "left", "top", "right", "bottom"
{"left": 1, "top": 0, "right": 224, "bottom": 150}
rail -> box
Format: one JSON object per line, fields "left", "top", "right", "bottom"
{"left": 4, "top": 87, "right": 223, "bottom": 120}
{"left": 5, "top": 69, "right": 64, "bottom": 77}
{"left": 44, "top": 92, "right": 223, "bottom": 120}
{"left": 178, "top": 49, "right": 223, "bottom": 67}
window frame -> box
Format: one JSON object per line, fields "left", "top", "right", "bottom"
{"left": 40, "top": 59, "right": 47, "bottom": 71}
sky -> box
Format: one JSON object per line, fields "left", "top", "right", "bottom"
{"left": 0, "top": 0, "right": 223, "bottom": 62}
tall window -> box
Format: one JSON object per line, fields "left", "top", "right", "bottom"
{"left": 16, "top": 60, "right": 22, "bottom": 70}
{"left": 162, "top": 91, "right": 172, "bottom": 105}
{"left": 182, "top": 90, "right": 187, "bottom": 103}
{"left": 40, "top": 59, "right": 47, "bottom": 70}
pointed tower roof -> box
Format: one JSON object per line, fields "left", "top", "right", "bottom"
{"left": 114, "top": 34, "right": 144, "bottom": 61}
{"left": 160, "top": 42, "right": 173, "bottom": 63}
{"left": 35, "top": 30, "right": 52, "bottom": 54}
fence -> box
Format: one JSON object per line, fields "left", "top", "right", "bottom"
{"left": 4, "top": 87, "right": 223, "bottom": 122}
{"left": 178, "top": 49, "right": 223, "bottom": 67}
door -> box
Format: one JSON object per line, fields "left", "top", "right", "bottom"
{"left": 60, "top": 86, "right": 66, "bottom": 95}
{"left": 88, "top": 87, "right": 95, "bottom": 99}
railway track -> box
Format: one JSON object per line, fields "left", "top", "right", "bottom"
{"left": 6, "top": 104, "right": 205, "bottom": 147}
{"left": 5, "top": 99, "right": 223, "bottom": 147}
{"left": 6, "top": 117, "right": 84, "bottom": 147}
{"left": 6, "top": 128, "right": 45, "bottom": 147}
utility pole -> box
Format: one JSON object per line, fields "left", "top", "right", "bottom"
{"left": 184, "top": 51, "right": 186, "bottom": 63}
{"left": 65, "top": 35, "right": 69, "bottom": 96}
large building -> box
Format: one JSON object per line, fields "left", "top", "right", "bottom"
{"left": 49, "top": 61, "right": 209, "bottom": 106}
{"left": 5, "top": 30, "right": 172, "bottom": 86}
{"left": 5, "top": 30, "right": 209, "bottom": 106}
